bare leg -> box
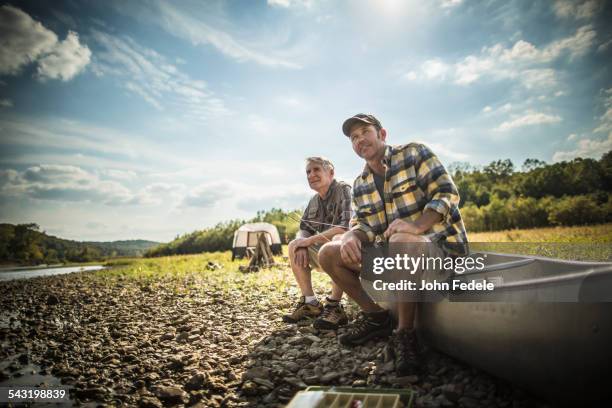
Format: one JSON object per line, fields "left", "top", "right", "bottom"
{"left": 329, "top": 283, "right": 343, "bottom": 301}
{"left": 288, "top": 241, "right": 315, "bottom": 297}
{"left": 388, "top": 232, "right": 430, "bottom": 330}
{"left": 318, "top": 241, "right": 384, "bottom": 313}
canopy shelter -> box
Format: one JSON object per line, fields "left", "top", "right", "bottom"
{"left": 232, "top": 222, "right": 282, "bottom": 260}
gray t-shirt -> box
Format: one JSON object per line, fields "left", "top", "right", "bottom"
{"left": 299, "top": 179, "right": 352, "bottom": 236}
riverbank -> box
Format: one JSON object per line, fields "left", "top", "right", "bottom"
{"left": 0, "top": 253, "right": 551, "bottom": 407}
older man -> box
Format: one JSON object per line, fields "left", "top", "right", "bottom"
{"left": 283, "top": 157, "right": 352, "bottom": 330}
{"left": 318, "top": 114, "right": 468, "bottom": 375}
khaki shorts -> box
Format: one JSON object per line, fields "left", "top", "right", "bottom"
{"left": 307, "top": 243, "right": 323, "bottom": 270}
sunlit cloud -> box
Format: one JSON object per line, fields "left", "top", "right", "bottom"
{"left": 0, "top": 5, "right": 90, "bottom": 81}
{"left": 402, "top": 25, "right": 597, "bottom": 90}
{"left": 494, "top": 112, "right": 562, "bottom": 132}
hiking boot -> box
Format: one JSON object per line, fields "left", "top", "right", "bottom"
{"left": 338, "top": 310, "right": 393, "bottom": 346}
{"left": 389, "top": 328, "right": 422, "bottom": 376}
{"left": 313, "top": 302, "right": 348, "bottom": 330}
{"left": 282, "top": 297, "right": 323, "bottom": 323}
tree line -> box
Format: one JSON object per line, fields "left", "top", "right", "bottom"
{"left": 144, "top": 209, "right": 302, "bottom": 257}
{"left": 0, "top": 223, "right": 159, "bottom": 266}
{"left": 454, "top": 151, "right": 611, "bottom": 231}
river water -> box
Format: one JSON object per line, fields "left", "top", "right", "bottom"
{"left": 0, "top": 265, "right": 105, "bottom": 282}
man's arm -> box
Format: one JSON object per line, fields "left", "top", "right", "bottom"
{"left": 340, "top": 187, "right": 374, "bottom": 264}
{"left": 416, "top": 144, "right": 460, "bottom": 224}
{"left": 383, "top": 209, "right": 441, "bottom": 238}
{"left": 384, "top": 144, "right": 459, "bottom": 238}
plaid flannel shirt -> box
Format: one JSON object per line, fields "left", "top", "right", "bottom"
{"left": 350, "top": 143, "right": 468, "bottom": 252}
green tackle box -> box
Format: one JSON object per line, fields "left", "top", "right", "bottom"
{"left": 285, "top": 386, "right": 413, "bottom": 408}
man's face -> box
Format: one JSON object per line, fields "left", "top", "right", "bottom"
{"left": 306, "top": 162, "right": 334, "bottom": 192}
{"left": 349, "top": 123, "right": 386, "bottom": 161}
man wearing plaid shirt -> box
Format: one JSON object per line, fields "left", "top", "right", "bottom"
{"left": 318, "top": 113, "right": 467, "bottom": 376}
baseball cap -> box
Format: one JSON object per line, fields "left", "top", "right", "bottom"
{"left": 342, "top": 113, "right": 382, "bottom": 137}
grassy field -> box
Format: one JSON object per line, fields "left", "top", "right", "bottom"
{"left": 469, "top": 223, "right": 612, "bottom": 243}
{"left": 102, "top": 223, "right": 612, "bottom": 284}
{"left": 467, "top": 224, "right": 612, "bottom": 261}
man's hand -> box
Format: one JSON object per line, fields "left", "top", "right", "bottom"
{"left": 293, "top": 247, "right": 309, "bottom": 268}
{"left": 291, "top": 237, "right": 312, "bottom": 249}
{"left": 340, "top": 231, "right": 362, "bottom": 265}
{"left": 383, "top": 219, "right": 423, "bottom": 239}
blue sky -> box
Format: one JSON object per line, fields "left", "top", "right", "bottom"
{"left": 0, "top": 0, "right": 610, "bottom": 241}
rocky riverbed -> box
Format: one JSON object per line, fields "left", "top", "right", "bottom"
{"left": 0, "top": 256, "right": 552, "bottom": 407}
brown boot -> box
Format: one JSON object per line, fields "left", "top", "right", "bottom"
{"left": 282, "top": 297, "right": 323, "bottom": 323}
{"left": 390, "top": 328, "right": 422, "bottom": 376}
{"left": 313, "top": 302, "right": 349, "bottom": 330}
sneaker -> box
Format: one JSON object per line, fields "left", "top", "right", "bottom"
{"left": 390, "top": 328, "right": 422, "bottom": 376}
{"left": 282, "top": 297, "right": 323, "bottom": 323}
{"left": 313, "top": 302, "right": 348, "bottom": 330}
{"left": 338, "top": 310, "right": 394, "bottom": 346}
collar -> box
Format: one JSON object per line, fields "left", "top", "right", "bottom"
{"left": 320, "top": 179, "right": 337, "bottom": 200}
{"left": 360, "top": 145, "right": 393, "bottom": 179}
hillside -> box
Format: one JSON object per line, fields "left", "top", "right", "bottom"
{"left": 0, "top": 223, "right": 160, "bottom": 265}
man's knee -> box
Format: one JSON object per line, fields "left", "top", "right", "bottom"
{"left": 388, "top": 232, "right": 431, "bottom": 258}
{"left": 288, "top": 239, "right": 298, "bottom": 256}
{"left": 318, "top": 242, "right": 340, "bottom": 271}
{"left": 388, "top": 232, "right": 429, "bottom": 243}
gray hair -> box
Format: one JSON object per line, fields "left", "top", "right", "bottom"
{"left": 305, "top": 156, "right": 334, "bottom": 171}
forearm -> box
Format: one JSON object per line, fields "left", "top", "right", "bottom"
{"left": 307, "top": 226, "right": 346, "bottom": 245}
{"left": 295, "top": 229, "right": 312, "bottom": 239}
{"left": 345, "top": 229, "right": 368, "bottom": 243}
{"left": 414, "top": 209, "right": 442, "bottom": 234}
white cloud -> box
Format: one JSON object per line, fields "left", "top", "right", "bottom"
{"left": 422, "top": 59, "right": 449, "bottom": 80}
{"left": 114, "top": 1, "right": 302, "bottom": 69}
{"left": 0, "top": 165, "right": 135, "bottom": 205}
{"left": 553, "top": 0, "right": 603, "bottom": 20}
{"left": 481, "top": 103, "right": 512, "bottom": 115}
{"left": 0, "top": 165, "right": 189, "bottom": 208}
{"left": 405, "top": 26, "right": 596, "bottom": 90}
{"left": 403, "top": 71, "right": 418, "bottom": 81}
{"left": 553, "top": 134, "right": 612, "bottom": 161}
{"left": 0, "top": 5, "right": 57, "bottom": 75}
{"left": 592, "top": 88, "right": 612, "bottom": 136}
{"left": 37, "top": 31, "right": 91, "bottom": 81}
{"left": 0, "top": 117, "right": 188, "bottom": 171}
{"left": 181, "top": 182, "right": 231, "bottom": 208}
{"left": 553, "top": 89, "right": 611, "bottom": 161}
{"left": 494, "top": 111, "right": 562, "bottom": 132}
{"left": 520, "top": 69, "right": 557, "bottom": 89}
{"left": 597, "top": 38, "right": 612, "bottom": 53}
{"left": 91, "top": 30, "right": 229, "bottom": 117}
{"left": 0, "top": 98, "right": 13, "bottom": 108}
{"left": 440, "top": 0, "right": 463, "bottom": 8}
{"left": 100, "top": 169, "right": 138, "bottom": 181}
{"left": 0, "top": 5, "right": 90, "bottom": 80}
{"left": 454, "top": 55, "right": 496, "bottom": 85}
{"left": 267, "top": 0, "right": 314, "bottom": 8}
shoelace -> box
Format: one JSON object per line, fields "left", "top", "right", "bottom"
{"left": 319, "top": 304, "right": 339, "bottom": 320}
{"left": 395, "top": 332, "right": 418, "bottom": 360}
{"left": 349, "top": 313, "right": 371, "bottom": 334}
{"left": 291, "top": 299, "right": 305, "bottom": 311}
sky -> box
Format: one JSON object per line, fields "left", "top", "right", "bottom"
{"left": 0, "top": 0, "right": 611, "bottom": 242}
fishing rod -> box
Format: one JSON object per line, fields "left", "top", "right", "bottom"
{"left": 286, "top": 214, "right": 349, "bottom": 243}
{"left": 288, "top": 213, "right": 388, "bottom": 247}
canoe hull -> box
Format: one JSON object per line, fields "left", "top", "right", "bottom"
{"left": 361, "top": 252, "right": 612, "bottom": 405}
{"left": 419, "top": 301, "right": 612, "bottom": 405}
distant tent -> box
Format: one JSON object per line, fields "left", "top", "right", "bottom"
{"left": 232, "top": 222, "right": 282, "bottom": 260}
